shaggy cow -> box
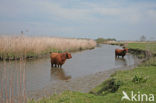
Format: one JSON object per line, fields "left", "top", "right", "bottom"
{"left": 115, "top": 47, "right": 128, "bottom": 58}
{"left": 50, "top": 52, "right": 72, "bottom": 67}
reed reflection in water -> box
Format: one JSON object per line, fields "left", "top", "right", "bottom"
{"left": 0, "top": 60, "right": 26, "bottom": 103}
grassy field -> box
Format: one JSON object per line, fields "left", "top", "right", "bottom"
{"left": 0, "top": 36, "right": 96, "bottom": 60}
{"left": 28, "top": 42, "right": 156, "bottom": 103}
{"left": 127, "top": 42, "right": 156, "bottom": 54}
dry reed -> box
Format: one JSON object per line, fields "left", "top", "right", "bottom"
{"left": 0, "top": 35, "right": 96, "bottom": 60}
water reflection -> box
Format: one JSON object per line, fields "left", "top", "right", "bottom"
{"left": 50, "top": 67, "right": 71, "bottom": 80}
{"left": 115, "top": 57, "right": 127, "bottom": 66}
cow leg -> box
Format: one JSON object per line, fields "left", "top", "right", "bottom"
{"left": 116, "top": 54, "right": 118, "bottom": 58}
{"left": 51, "top": 63, "right": 53, "bottom": 67}
{"left": 59, "top": 65, "right": 61, "bottom": 68}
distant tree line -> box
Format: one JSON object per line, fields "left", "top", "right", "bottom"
{"left": 95, "top": 38, "right": 116, "bottom": 44}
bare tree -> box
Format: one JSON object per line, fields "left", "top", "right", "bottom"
{"left": 140, "top": 35, "right": 146, "bottom": 41}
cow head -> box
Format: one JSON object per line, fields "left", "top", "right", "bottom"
{"left": 123, "top": 47, "right": 128, "bottom": 53}
{"left": 65, "top": 53, "right": 72, "bottom": 59}
{"left": 123, "top": 48, "right": 128, "bottom": 53}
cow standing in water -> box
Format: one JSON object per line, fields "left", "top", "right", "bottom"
{"left": 115, "top": 47, "right": 128, "bottom": 58}
{"left": 50, "top": 52, "right": 72, "bottom": 67}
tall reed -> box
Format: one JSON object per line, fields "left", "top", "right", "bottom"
{"left": 0, "top": 35, "right": 96, "bottom": 60}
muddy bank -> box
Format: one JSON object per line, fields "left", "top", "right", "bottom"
{"left": 27, "top": 60, "right": 141, "bottom": 100}
{"left": 128, "top": 48, "right": 149, "bottom": 59}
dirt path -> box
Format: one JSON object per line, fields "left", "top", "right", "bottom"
{"left": 27, "top": 61, "right": 140, "bottom": 100}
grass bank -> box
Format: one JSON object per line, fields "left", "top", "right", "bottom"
{"left": 127, "top": 42, "right": 156, "bottom": 59}
{"left": 127, "top": 42, "right": 156, "bottom": 54}
{"left": 28, "top": 42, "right": 156, "bottom": 103}
{"left": 0, "top": 35, "right": 96, "bottom": 60}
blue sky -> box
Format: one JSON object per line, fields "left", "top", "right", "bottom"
{"left": 0, "top": 0, "right": 156, "bottom": 40}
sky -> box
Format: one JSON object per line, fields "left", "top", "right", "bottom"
{"left": 0, "top": 0, "right": 156, "bottom": 40}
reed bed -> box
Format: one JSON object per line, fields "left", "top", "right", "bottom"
{"left": 0, "top": 35, "right": 96, "bottom": 60}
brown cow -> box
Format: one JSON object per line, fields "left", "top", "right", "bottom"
{"left": 115, "top": 47, "right": 128, "bottom": 58}
{"left": 50, "top": 52, "right": 72, "bottom": 67}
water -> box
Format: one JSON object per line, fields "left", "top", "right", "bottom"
{"left": 0, "top": 45, "right": 138, "bottom": 94}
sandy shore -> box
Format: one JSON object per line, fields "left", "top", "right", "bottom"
{"left": 27, "top": 60, "right": 141, "bottom": 100}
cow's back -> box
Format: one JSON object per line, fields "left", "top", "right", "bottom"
{"left": 50, "top": 53, "right": 60, "bottom": 64}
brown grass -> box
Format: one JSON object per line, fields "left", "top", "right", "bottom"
{"left": 0, "top": 35, "right": 96, "bottom": 60}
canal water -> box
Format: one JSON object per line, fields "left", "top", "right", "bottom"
{"left": 0, "top": 44, "right": 138, "bottom": 98}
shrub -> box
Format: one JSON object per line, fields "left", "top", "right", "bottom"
{"left": 132, "top": 75, "right": 147, "bottom": 83}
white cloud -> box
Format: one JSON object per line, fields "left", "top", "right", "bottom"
{"left": 0, "top": 0, "right": 155, "bottom": 24}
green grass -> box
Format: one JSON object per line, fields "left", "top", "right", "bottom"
{"left": 28, "top": 91, "right": 105, "bottom": 103}
{"left": 91, "top": 58, "right": 156, "bottom": 102}
{"left": 127, "top": 42, "right": 156, "bottom": 54}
